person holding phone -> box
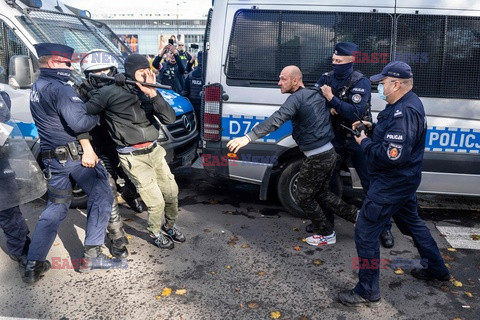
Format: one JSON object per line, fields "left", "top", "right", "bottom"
{"left": 153, "top": 43, "right": 186, "bottom": 93}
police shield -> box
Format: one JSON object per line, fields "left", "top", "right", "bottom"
{"left": 0, "top": 121, "right": 47, "bottom": 211}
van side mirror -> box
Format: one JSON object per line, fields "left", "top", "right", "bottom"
{"left": 8, "top": 55, "right": 39, "bottom": 89}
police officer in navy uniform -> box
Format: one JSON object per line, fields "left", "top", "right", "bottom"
{"left": 0, "top": 91, "right": 30, "bottom": 268}
{"left": 24, "top": 43, "right": 114, "bottom": 283}
{"left": 181, "top": 51, "right": 203, "bottom": 128}
{"left": 338, "top": 61, "right": 450, "bottom": 307}
{"left": 315, "top": 42, "right": 395, "bottom": 248}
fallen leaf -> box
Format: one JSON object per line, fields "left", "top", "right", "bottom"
{"left": 313, "top": 259, "right": 323, "bottom": 266}
{"left": 442, "top": 254, "right": 455, "bottom": 261}
{"left": 451, "top": 279, "right": 463, "bottom": 287}
{"left": 271, "top": 311, "right": 281, "bottom": 319}
{"left": 394, "top": 268, "right": 404, "bottom": 275}
{"left": 155, "top": 295, "right": 162, "bottom": 300}
{"left": 258, "top": 271, "right": 267, "bottom": 276}
{"left": 175, "top": 289, "right": 187, "bottom": 295}
{"left": 464, "top": 291, "right": 473, "bottom": 298}
{"left": 126, "top": 235, "right": 132, "bottom": 240}
{"left": 293, "top": 246, "right": 302, "bottom": 251}
{"left": 241, "top": 244, "right": 250, "bottom": 249}
{"left": 447, "top": 247, "right": 457, "bottom": 252}
{"left": 230, "top": 235, "right": 239, "bottom": 241}
{"left": 470, "top": 234, "right": 480, "bottom": 241}
{"left": 203, "top": 229, "right": 211, "bottom": 233}
{"left": 445, "top": 263, "right": 451, "bottom": 269}
{"left": 53, "top": 242, "right": 60, "bottom": 246}
{"left": 161, "top": 288, "right": 172, "bottom": 297}
{"left": 210, "top": 271, "right": 216, "bottom": 275}
{"left": 247, "top": 301, "right": 260, "bottom": 309}
{"left": 301, "top": 238, "right": 307, "bottom": 243}
{"left": 226, "top": 265, "right": 232, "bottom": 269}
{"left": 440, "top": 285, "right": 450, "bottom": 292}
{"left": 292, "top": 227, "right": 299, "bottom": 231}
{"left": 452, "top": 318, "right": 462, "bottom": 320}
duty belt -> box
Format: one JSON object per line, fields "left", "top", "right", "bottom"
{"left": 41, "top": 143, "right": 83, "bottom": 162}
{"left": 130, "top": 141, "right": 157, "bottom": 156}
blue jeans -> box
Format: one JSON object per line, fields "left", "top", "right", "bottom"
{"left": 27, "top": 159, "right": 113, "bottom": 261}
{"left": 353, "top": 194, "right": 449, "bottom": 300}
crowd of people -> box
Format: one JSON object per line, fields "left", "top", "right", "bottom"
{"left": 1, "top": 40, "right": 450, "bottom": 307}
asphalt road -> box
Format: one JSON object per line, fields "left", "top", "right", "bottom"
{"left": 0, "top": 167, "right": 479, "bottom": 320}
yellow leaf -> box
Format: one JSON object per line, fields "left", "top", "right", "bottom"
{"left": 161, "top": 287, "right": 172, "bottom": 297}
{"left": 241, "top": 244, "right": 250, "bottom": 249}
{"left": 447, "top": 247, "right": 457, "bottom": 252}
{"left": 155, "top": 295, "right": 162, "bottom": 300}
{"left": 445, "top": 263, "right": 451, "bottom": 269}
{"left": 301, "top": 238, "right": 307, "bottom": 243}
{"left": 464, "top": 291, "right": 473, "bottom": 298}
{"left": 226, "top": 265, "right": 232, "bottom": 269}
{"left": 271, "top": 311, "right": 281, "bottom": 319}
{"left": 394, "top": 268, "right": 404, "bottom": 275}
{"left": 258, "top": 271, "right": 267, "bottom": 276}
{"left": 313, "top": 259, "right": 323, "bottom": 266}
{"left": 175, "top": 289, "right": 187, "bottom": 295}
{"left": 292, "top": 227, "right": 299, "bottom": 231}
{"left": 210, "top": 271, "right": 216, "bottom": 275}
{"left": 126, "top": 235, "right": 132, "bottom": 240}
{"left": 471, "top": 234, "right": 480, "bottom": 241}
{"left": 451, "top": 279, "right": 463, "bottom": 287}
{"left": 293, "top": 246, "right": 302, "bottom": 251}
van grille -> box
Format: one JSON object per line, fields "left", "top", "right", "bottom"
{"left": 166, "top": 111, "right": 196, "bottom": 139}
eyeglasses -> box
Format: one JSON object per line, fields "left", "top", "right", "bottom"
{"left": 178, "top": 44, "right": 185, "bottom": 46}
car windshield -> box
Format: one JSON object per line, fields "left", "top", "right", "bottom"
{"left": 18, "top": 8, "right": 128, "bottom": 73}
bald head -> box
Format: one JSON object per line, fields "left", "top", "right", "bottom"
{"left": 278, "top": 65, "right": 304, "bottom": 94}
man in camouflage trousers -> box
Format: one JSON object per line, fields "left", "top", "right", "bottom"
{"left": 227, "top": 66, "right": 357, "bottom": 246}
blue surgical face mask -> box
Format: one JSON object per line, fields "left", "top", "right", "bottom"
{"left": 377, "top": 83, "right": 387, "bottom": 100}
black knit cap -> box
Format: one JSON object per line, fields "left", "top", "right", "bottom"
{"left": 124, "top": 53, "right": 150, "bottom": 79}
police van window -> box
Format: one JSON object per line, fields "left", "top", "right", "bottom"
{"left": 225, "top": 9, "right": 392, "bottom": 87}
{"left": 0, "top": 22, "right": 30, "bottom": 84}
{"left": 396, "top": 14, "right": 480, "bottom": 100}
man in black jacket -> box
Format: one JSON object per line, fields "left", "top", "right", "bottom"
{"left": 227, "top": 66, "right": 357, "bottom": 246}
{"left": 153, "top": 44, "right": 187, "bottom": 94}
{"left": 86, "top": 54, "right": 186, "bottom": 250}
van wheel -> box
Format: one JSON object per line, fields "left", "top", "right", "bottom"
{"left": 276, "top": 158, "right": 344, "bottom": 218}
{"left": 277, "top": 159, "right": 305, "bottom": 218}
{"left": 70, "top": 183, "right": 88, "bottom": 209}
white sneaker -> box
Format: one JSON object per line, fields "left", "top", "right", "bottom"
{"left": 306, "top": 232, "right": 336, "bottom": 246}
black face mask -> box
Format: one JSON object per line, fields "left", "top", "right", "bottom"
{"left": 332, "top": 62, "right": 353, "bottom": 79}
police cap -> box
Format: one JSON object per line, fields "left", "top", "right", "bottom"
{"left": 34, "top": 43, "right": 75, "bottom": 60}
{"left": 333, "top": 42, "right": 359, "bottom": 56}
{"left": 370, "top": 61, "right": 413, "bottom": 82}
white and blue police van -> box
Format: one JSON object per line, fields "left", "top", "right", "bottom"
{"left": 0, "top": 0, "right": 198, "bottom": 207}
{"left": 201, "top": 0, "right": 480, "bottom": 216}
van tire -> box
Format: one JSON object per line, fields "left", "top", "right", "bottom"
{"left": 277, "top": 159, "right": 305, "bottom": 218}
{"left": 276, "top": 158, "right": 344, "bottom": 218}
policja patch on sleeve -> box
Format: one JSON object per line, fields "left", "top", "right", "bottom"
{"left": 352, "top": 94, "right": 362, "bottom": 104}
{"left": 387, "top": 143, "right": 402, "bottom": 160}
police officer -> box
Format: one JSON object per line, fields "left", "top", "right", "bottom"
{"left": 227, "top": 66, "right": 357, "bottom": 246}
{"left": 338, "top": 61, "right": 450, "bottom": 307}
{"left": 181, "top": 51, "right": 203, "bottom": 128}
{"left": 25, "top": 43, "right": 114, "bottom": 283}
{"left": 0, "top": 91, "right": 30, "bottom": 268}
{"left": 315, "top": 42, "right": 395, "bottom": 248}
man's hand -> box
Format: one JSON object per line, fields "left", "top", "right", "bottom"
{"left": 354, "top": 129, "right": 367, "bottom": 145}
{"left": 78, "top": 139, "right": 98, "bottom": 168}
{"left": 189, "top": 53, "right": 196, "bottom": 63}
{"left": 136, "top": 69, "right": 157, "bottom": 98}
{"left": 352, "top": 120, "right": 372, "bottom": 131}
{"left": 226, "top": 136, "right": 250, "bottom": 154}
{"left": 321, "top": 85, "right": 334, "bottom": 101}
{"left": 330, "top": 108, "right": 338, "bottom": 116}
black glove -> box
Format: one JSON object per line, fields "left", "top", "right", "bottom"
{"left": 114, "top": 73, "right": 127, "bottom": 86}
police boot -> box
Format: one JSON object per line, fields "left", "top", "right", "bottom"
{"left": 107, "top": 195, "right": 129, "bottom": 259}
{"left": 23, "top": 260, "right": 51, "bottom": 284}
{"left": 380, "top": 229, "right": 395, "bottom": 248}
{"left": 78, "top": 246, "right": 115, "bottom": 273}
{"left": 9, "top": 237, "right": 31, "bottom": 268}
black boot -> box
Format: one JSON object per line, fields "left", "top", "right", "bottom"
{"left": 78, "top": 246, "right": 115, "bottom": 273}
{"left": 111, "top": 237, "right": 129, "bottom": 259}
{"left": 380, "top": 229, "right": 394, "bottom": 248}
{"left": 126, "top": 198, "right": 145, "bottom": 213}
{"left": 23, "top": 260, "right": 51, "bottom": 284}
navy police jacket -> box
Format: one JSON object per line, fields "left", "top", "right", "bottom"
{"left": 316, "top": 70, "right": 371, "bottom": 124}
{"left": 30, "top": 68, "right": 99, "bottom": 152}
{"left": 360, "top": 90, "right": 426, "bottom": 204}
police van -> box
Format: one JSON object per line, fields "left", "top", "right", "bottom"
{"left": 0, "top": 0, "right": 198, "bottom": 207}
{"left": 201, "top": 0, "right": 480, "bottom": 216}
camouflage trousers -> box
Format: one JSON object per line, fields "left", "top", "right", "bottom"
{"left": 295, "top": 148, "right": 357, "bottom": 235}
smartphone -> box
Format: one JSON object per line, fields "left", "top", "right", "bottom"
{"left": 168, "top": 39, "right": 174, "bottom": 45}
